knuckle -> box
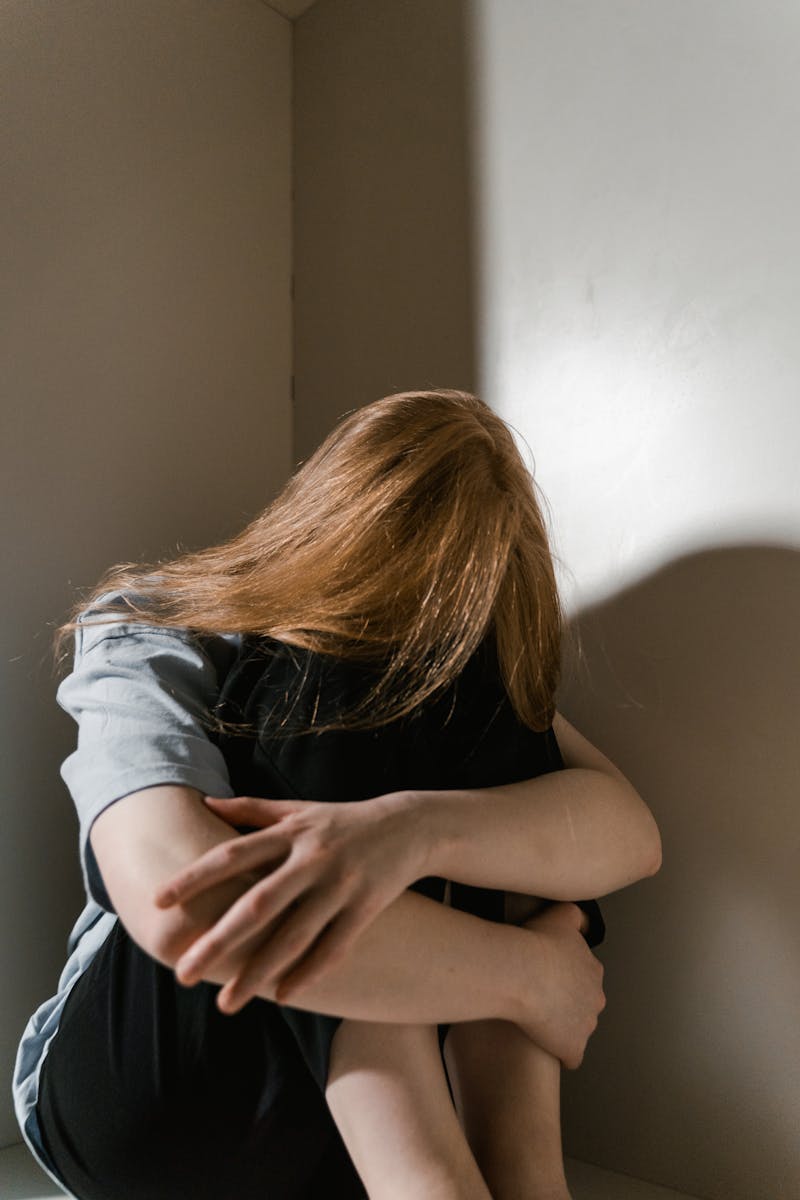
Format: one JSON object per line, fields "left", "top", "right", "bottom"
{"left": 200, "top": 935, "right": 222, "bottom": 958}
{"left": 246, "top": 886, "right": 272, "bottom": 919}
{"left": 220, "top": 841, "right": 240, "bottom": 866}
{"left": 306, "top": 833, "right": 330, "bottom": 861}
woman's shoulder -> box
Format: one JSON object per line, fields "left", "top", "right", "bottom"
{"left": 63, "top": 588, "right": 244, "bottom": 699}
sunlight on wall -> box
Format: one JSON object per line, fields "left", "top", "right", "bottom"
{"left": 496, "top": 321, "right": 800, "bottom": 612}
{"left": 467, "top": 0, "right": 800, "bottom": 614}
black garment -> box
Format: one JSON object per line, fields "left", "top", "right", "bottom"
{"left": 36, "top": 634, "right": 604, "bottom": 1200}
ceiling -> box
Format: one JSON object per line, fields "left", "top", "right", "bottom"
{"left": 261, "top": 0, "right": 319, "bottom": 18}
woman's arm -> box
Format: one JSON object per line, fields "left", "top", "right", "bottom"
{"left": 416, "top": 711, "right": 662, "bottom": 900}
{"left": 88, "top": 783, "right": 259, "bottom": 965}
{"left": 57, "top": 593, "right": 240, "bottom": 914}
{"left": 63, "top": 597, "right": 655, "bottom": 917}
{"left": 90, "top": 782, "right": 604, "bottom": 1068}
{"left": 61, "top": 609, "right": 622, "bottom": 1033}
{"left": 90, "top": 781, "right": 527, "bottom": 1016}
{"left": 147, "top": 714, "right": 651, "bottom": 1006}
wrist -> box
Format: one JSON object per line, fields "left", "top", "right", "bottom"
{"left": 394, "top": 788, "right": 456, "bottom": 881}
{"left": 501, "top": 922, "right": 547, "bottom": 1027}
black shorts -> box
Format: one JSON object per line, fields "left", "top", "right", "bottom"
{"left": 35, "top": 913, "right": 373, "bottom": 1200}
{"left": 35, "top": 884, "right": 602, "bottom": 1200}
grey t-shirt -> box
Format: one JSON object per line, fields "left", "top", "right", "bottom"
{"left": 12, "top": 594, "right": 240, "bottom": 1193}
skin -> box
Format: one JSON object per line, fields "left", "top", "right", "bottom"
{"left": 325, "top": 905, "right": 587, "bottom": 1200}
{"left": 149, "top": 714, "right": 657, "bottom": 1008}
{"left": 92, "top": 784, "right": 606, "bottom": 1063}
{"left": 88, "top": 712, "right": 660, "bottom": 1196}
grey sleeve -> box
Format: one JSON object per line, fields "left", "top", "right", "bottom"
{"left": 57, "top": 599, "right": 240, "bottom": 912}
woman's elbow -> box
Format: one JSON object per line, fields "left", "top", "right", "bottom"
{"left": 639, "top": 807, "right": 663, "bottom": 878}
{"left": 617, "top": 781, "right": 662, "bottom": 881}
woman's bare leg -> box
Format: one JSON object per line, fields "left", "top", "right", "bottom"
{"left": 321, "top": 903, "right": 580, "bottom": 1200}
{"left": 439, "top": 903, "right": 588, "bottom": 1200}
{"left": 443, "top": 1021, "right": 569, "bottom": 1200}
{"left": 191, "top": 889, "right": 598, "bottom": 1197}
{"left": 323, "top": 900, "right": 574, "bottom": 1200}
{"left": 326, "top": 1019, "right": 492, "bottom": 1200}
{"left": 321, "top": 921, "right": 573, "bottom": 1195}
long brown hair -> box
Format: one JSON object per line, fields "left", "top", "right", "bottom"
{"left": 56, "top": 389, "right": 563, "bottom": 733}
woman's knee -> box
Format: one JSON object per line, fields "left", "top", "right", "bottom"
{"left": 328, "top": 1017, "right": 440, "bottom": 1084}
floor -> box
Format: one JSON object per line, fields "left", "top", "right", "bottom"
{"left": 0, "top": 1141, "right": 701, "bottom": 1199}
{"left": 564, "top": 1158, "right": 701, "bottom": 1199}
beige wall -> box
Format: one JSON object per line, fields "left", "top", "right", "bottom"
{"left": 471, "top": 2, "right": 800, "bottom": 1197}
{"left": 1, "top": 0, "right": 292, "bottom": 1146}
{"left": 293, "top": 0, "right": 476, "bottom": 459}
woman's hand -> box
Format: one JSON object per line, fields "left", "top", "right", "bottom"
{"left": 515, "top": 902, "right": 605, "bottom": 1069}
{"left": 153, "top": 791, "right": 426, "bottom": 1013}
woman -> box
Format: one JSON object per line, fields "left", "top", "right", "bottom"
{"left": 14, "top": 389, "right": 661, "bottom": 1200}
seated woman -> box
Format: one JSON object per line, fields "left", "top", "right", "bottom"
{"left": 16, "top": 388, "right": 661, "bottom": 1200}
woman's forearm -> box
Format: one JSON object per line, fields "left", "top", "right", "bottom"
{"left": 410, "top": 711, "right": 662, "bottom": 900}
{"left": 180, "top": 887, "right": 530, "bottom": 1027}
{"left": 102, "top": 785, "right": 528, "bottom": 1027}
{"left": 416, "top": 766, "right": 662, "bottom": 900}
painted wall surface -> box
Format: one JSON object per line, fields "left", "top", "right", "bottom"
{"left": 293, "top": 0, "right": 476, "bottom": 459}
{"left": 6, "top": 0, "right": 797, "bottom": 1193}
{"left": 1, "top": 1, "right": 292, "bottom": 1146}
{"left": 470, "top": 2, "right": 800, "bottom": 1197}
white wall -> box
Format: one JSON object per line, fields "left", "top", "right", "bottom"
{"left": 470, "top": 2, "right": 800, "bottom": 1197}
{"left": 1, "top": 0, "right": 292, "bottom": 1146}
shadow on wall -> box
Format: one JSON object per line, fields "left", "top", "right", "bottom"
{"left": 558, "top": 544, "right": 800, "bottom": 1200}
{"left": 293, "top": 0, "right": 477, "bottom": 458}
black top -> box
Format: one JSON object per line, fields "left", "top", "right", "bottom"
{"left": 210, "top": 631, "right": 605, "bottom": 1084}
